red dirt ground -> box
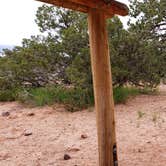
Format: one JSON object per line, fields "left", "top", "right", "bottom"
{"left": 0, "top": 85, "right": 166, "bottom": 166}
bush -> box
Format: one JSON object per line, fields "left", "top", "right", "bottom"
{"left": 113, "top": 87, "right": 140, "bottom": 104}
{"left": 16, "top": 86, "right": 94, "bottom": 111}
{"left": 0, "top": 85, "right": 154, "bottom": 111}
{"left": 29, "top": 88, "right": 55, "bottom": 106}
{"left": 0, "top": 89, "right": 17, "bottom": 102}
{"left": 0, "top": 91, "right": 13, "bottom": 102}
{"left": 18, "top": 86, "right": 141, "bottom": 109}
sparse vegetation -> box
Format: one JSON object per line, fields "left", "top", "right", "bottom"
{"left": 0, "top": 89, "right": 16, "bottom": 102}
{"left": 137, "top": 111, "right": 146, "bottom": 119}
{"left": 0, "top": 86, "right": 153, "bottom": 111}
{"left": 113, "top": 87, "right": 140, "bottom": 104}
{"left": 0, "top": 86, "right": 94, "bottom": 111}
{"left": 152, "top": 113, "right": 159, "bottom": 124}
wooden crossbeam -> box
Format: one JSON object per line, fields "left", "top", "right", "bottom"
{"left": 37, "top": 0, "right": 128, "bottom": 17}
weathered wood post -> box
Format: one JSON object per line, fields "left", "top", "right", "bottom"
{"left": 88, "top": 9, "right": 117, "bottom": 166}
{"left": 37, "top": 1, "right": 128, "bottom": 165}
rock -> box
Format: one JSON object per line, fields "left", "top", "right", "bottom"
{"left": 81, "top": 134, "right": 88, "bottom": 139}
{"left": 1, "top": 111, "right": 10, "bottom": 117}
{"left": 24, "top": 132, "right": 33, "bottom": 136}
{"left": 64, "top": 154, "right": 71, "bottom": 160}
{"left": 27, "top": 113, "right": 35, "bottom": 116}
{"left": 138, "top": 149, "right": 144, "bottom": 153}
{"left": 66, "top": 147, "right": 80, "bottom": 152}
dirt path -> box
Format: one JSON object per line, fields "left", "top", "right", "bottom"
{"left": 0, "top": 85, "right": 166, "bottom": 166}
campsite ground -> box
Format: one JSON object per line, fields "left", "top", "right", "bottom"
{"left": 0, "top": 85, "right": 166, "bottom": 166}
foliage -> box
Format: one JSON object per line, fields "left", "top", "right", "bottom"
{"left": 113, "top": 86, "right": 140, "bottom": 104}
{"left": 0, "top": 89, "right": 16, "bottom": 102}
{"left": 0, "top": 86, "right": 144, "bottom": 110}
{"left": 107, "top": 15, "right": 165, "bottom": 88}
{"left": 36, "top": 5, "right": 91, "bottom": 88}
{"left": 0, "top": 1, "right": 165, "bottom": 109}
{"left": 15, "top": 86, "right": 94, "bottom": 111}
{"left": 129, "top": 0, "right": 166, "bottom": 83}
{"left": 0, "top": 36, "right": 68, "bottom": 88}
{"left": 35, "top": 4, "right": 165, "bottom": 88}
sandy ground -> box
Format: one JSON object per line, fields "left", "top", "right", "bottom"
{"left": 0, "top": 85, "right": 166, "bottom": 166}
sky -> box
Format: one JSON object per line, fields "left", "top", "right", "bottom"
{"left": 0, "top": 0, "right": 129, "bottom": 47}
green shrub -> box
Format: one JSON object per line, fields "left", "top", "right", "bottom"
{"left": 60, "top": 87, "right": 94, "bottom": 111}
{"left": 139, "top": 87, "right": 158, "bottom": 95}
{"left": 17, "top": 87, "right": 55, "bottom": 106}
{"left": 0, "top": 90, "right": 15, "bottom": 102}
{"left": 0, "top": 85, "right": 154, "bottom": 111}
{"left": 24, "top": 86, "right": 140, "bottom": 109}
{"left": 15, "top": 86, "right": 94, "bottom": 111}
{"left": 0, "top": 89, "right": 16, "bottom": 102}
{"left": 30, "top": 87, "right": 55, "bottom": 106}
{"left": 113, "top": 87, "right": 140, "bottom": 104}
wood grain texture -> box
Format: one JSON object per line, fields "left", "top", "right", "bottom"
{"left": 88, "top": 9, "right": 117, "bottom": 166}
{"left": 37, "top": 0, "right": 88, "bottom": 13}
{"left": 36, "top": 0, "right": 128, "bottom": 17}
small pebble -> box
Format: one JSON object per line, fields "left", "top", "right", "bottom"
{"left": 24, "top": 132, "right": 33, "bottom": 136}
{"left": 64, "top": 154, "right": 71, "bottom": 160}
{"left": 1, "top": 111, "right": 10, "bottom": 117}
{"left": 138, "top": 149, "right": 144, "bottom": 153}
{"left": 81, "top": 134, "right": 88, "bottom": 139}
{"left": 27, "top": 113, "right": 35, "bottom": 116}
{"left": 66, "top": 147, "right": 80, "bottom": 152}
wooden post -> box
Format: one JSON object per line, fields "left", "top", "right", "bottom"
{"left": 88, "top": 9, "right": 118, "bottom": 166}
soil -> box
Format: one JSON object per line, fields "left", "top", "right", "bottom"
{"left": 0, "top": 85, "right": 166, "bottom": 166}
